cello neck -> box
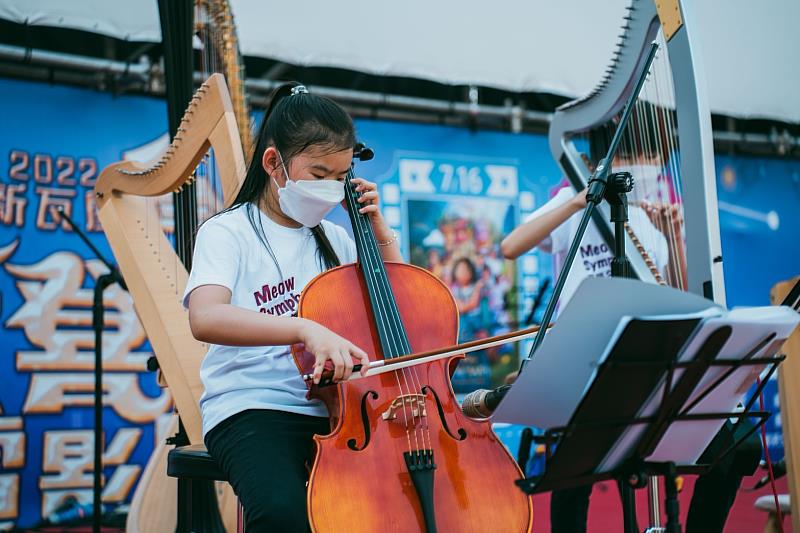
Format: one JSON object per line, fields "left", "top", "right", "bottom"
{"left": 343, "top": 167, "right": 411, "bottom": 359}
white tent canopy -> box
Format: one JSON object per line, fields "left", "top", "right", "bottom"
{"left": 1, "top": 0, "right": 798, "bottom": 123}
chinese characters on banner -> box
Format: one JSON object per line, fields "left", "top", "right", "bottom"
{"left": 0, "top": 78, "right": 171, "bottom": 528}
{"left": 0, "top": 232, "right": 172, "bottom": 525}
{"left": 5, "top": 151, "right": 101, "bottom": 233}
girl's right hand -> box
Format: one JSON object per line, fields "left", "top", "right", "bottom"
{"left": 299, "top": 320, "right": 370, "bottom": 384}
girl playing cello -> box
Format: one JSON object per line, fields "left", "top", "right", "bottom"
{"left": 184, "top": 82, "right": 401, "bottom": 531}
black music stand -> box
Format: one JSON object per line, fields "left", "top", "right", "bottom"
{"left": 514, "top": 316, "right": 786, "bottom": 533}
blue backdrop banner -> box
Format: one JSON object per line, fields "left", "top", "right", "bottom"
{"left": 0, "top": 77, "right": 797, "bottom": 528}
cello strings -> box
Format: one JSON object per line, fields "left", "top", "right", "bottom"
{"left": 347, "top": 169, "right": 434, "bottom": 454}
{"left": 359, "top": 190, "right": 437, "bottom": 453}
{"left": 347, "top": 172, "right": 433, "bottom": 454}
{"left": 348, "top": 183, "right": 436, "bottom": 451}
{"left": 344, "top": 171, "right": 420, "bottom": 453}
{"left": 368, "top": 250, "right": 436, "bottom": 453}
{"left": 350, "top": 180, "right": 428, "bottom": 456}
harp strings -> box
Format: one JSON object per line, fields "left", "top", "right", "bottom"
{"left": 574, "top": 28, "right": 688, "bottom": 290}
{"left": 152, "top": 2, "right": 249, "bottom": 298}
{"left": 627, "top": 29, "right": 687, "bottom": 290}
{"left": 143, "top": 1, "right": 229, "bottom": 298}
{"left": 196, "top": 0, "right": 223, "bottom": 230}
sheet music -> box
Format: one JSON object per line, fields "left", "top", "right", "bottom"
{"left": 493, "top": 277, "right": 721, "bottom": 428}
{"left": 644, "top": 306, "right": 799, "bottom": 465}
{"left": 493, "top": 275, "right": 800, "bottom": 474}
{"left": 598, "top": 305, "right": 799, "bottom": 470}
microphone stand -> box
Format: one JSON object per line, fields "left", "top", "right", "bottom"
{"left": 475, "top": 47, "right": 659, "bottom": 420}
{"left": 524, "top": 278, "right": 551, "bottom": 326}
{"left": 515, "top": 41, "right": 670, "bottom": 533}
{"left": 56, "top": 208, "right": 126, "bottom": 533}
{"left": 523, "top": 41, "right": 659, "bottom": 365}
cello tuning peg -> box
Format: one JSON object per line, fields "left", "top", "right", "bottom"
{"left": 354, "top": 143, "right": 375, "bottom": 162}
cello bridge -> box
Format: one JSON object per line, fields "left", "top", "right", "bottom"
{"left": 381, "top": 394, "right": 427, "bottom": 421}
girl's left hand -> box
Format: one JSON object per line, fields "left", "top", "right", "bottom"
{"left": 351, "top": 177, "right": 381, "bottom": 218}
{"left": 350, "top": 177, "right": 400, "bottom": 259}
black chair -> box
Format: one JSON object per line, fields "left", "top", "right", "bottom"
{"left": 167, "top": 443, "right": 243, "bottom": 532}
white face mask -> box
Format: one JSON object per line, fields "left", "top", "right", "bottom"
{"left": 274, "top": 151, "right": 345, "bottom": 228}
{"left": 614, "top": 163, "right": 666, "bottom": 202}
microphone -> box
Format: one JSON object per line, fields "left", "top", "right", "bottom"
{"left": 461, "top": 384, "right": 512, "bottom": 418}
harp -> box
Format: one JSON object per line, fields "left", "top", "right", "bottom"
{"left": 548, "top": 0, "right": 726, "bottom": 304}
{"left": 99, "top": 1, "right": 251, "bottom": 530}
{"left": 96, "top": 73, "right": 246, "bottom": 531}
{"left": 96, "top": 74, "right": 244, "bottom": 442}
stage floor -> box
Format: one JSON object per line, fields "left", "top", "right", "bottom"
{"left": 27, "top": 472, "right": 790, "bottom": 532}
{"left": 528, "top": 471, "right": 790, "bottom": 532}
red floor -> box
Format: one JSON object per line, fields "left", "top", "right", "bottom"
{"left": 28, "top": 474, "right": 791, "bottom": 532}
{"left": 530, "top": 472, "right": 791, "bottom": 532}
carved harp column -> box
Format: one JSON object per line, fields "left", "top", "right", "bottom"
{"left": 95, "top": 73, "right": 245, "bottom": 445}
{"left": 548, "top": 0, "right": 726, "bottom": 305}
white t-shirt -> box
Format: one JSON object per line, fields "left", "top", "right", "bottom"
{"left": 526, "top": 186, "right": 668, "bottom": 308}
{"left": 183, "top": 203, "right": 357, "bottom": 437}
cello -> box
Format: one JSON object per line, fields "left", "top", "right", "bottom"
{"left": 292, "top": 145, "right": 533, "bottom": 532}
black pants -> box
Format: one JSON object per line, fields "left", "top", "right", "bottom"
{"left": 205, "top": 409, "right": 329, "bottom": 533}
{"left": 685, "top": 418, "right": 762, "bottom": 532}
{"left": 550, "top": 421, "right": 762, "bottom": 533}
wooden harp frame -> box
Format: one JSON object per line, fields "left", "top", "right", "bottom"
{"left": 95, "top": 73, "right": 246, "bottom": 444}
{"left": 772, "top": 277, "right": 800, "bottom": 533}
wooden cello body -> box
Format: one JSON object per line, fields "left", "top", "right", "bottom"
{"left": 292, "top": 160, "right": 532, "bottom": 532}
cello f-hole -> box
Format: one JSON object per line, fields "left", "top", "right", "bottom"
{"left": 347, "top": 390, "right": 379, "bottom": 451}
{"left": 422, "top": 386, "right": 467, "bottom": 441}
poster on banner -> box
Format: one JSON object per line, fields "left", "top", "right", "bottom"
{"left": 398, "top": 155, "right": 519, "bottom": 391}
{"left": 340, "top": 119, "right": 568, "bottom": 393}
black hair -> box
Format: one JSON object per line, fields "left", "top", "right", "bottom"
{"left": 452, "top": 257, "right": 478, "bottom": 284}
{"left": 226, "top": 82, "right": 356, "bottom": 272}
{"left": 589, "top": 101, "right": 667, "bottom": 163}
